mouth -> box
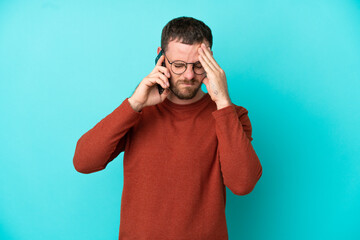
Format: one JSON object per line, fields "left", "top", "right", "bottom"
{"left": 181, "top": 82, "right": 195, "bottom": 86}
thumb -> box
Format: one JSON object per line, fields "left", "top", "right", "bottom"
{"left": 202, "top": 77, "right": 209, "bottom": 90}
{"left": 160, "top": 88, "right": 171, "bottom": 101}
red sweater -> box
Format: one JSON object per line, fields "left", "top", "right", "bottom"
{"left": 73, "top": 93, "right": 262, "bottom": 240}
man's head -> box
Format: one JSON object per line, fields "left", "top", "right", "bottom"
{"left": 158, "top": 17, "right": 213, "bottom": 100}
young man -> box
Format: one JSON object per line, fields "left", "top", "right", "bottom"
{"left": 73, "top": 16, "right": 262, "bottom": 240}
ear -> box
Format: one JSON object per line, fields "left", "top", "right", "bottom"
{"left": 157, "top": 47, "right": 162, "bottom": 55}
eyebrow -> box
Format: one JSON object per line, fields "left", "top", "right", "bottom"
{"left": 165, "top": 53, "right": 201, "bottom": 64}
{"left": 174, "top": 59, "right": 201, "bottom": 64}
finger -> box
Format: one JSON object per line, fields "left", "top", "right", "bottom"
{"left": 156, "top": 54, "right": 165, "bottom": 66}
{"left": 153, "top": 72, "right": 170, "bottom": 87}
{"left": 154, "top": 77, "right": 168, "bottom": 89}
{"left": 155, "top": 65, "right": 171, "bottom": 78}
{"left": 201, "top": 76, "right": 211, "bottom": 94}
{"left": 198, "top": 54, "right": 214, "bottom": 75}
{"left": 202, "top": 76, "right": 210, "bottom": 89}
{"left": 201, "top": 44, "right": 221, "bottom": 70}
{"left": 146, "top": 76, "right": 168, "bottom": 89}
{"left": 151, "top": 55, "right": 166, "bottom": 75}
{"left": 198, "top": 47, "right": 216, "bottom": 71}
{"left": 160, "top": 88, "right": 171, "bottom": 101}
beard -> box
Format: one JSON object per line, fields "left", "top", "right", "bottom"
{"left": 169, "top": 78, "right": 202, "bottom": 100}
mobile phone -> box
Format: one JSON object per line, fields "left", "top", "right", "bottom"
{"left": 155, "top": 49, "right": 169, "bottom": 94}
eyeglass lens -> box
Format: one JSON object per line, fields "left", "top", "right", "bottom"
{"left": 171, "top": 61, "right": 205, "bottom": 75}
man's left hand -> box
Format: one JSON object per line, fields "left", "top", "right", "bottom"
{"left": 198, "top": 43, "right": 232, "bottom": 110}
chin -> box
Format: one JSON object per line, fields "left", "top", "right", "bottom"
{"left": 169, "top": 77, "right": 204, "bottom": 99}
{"left": 176, "top": 93, "right": 196, "bottom": 100}
{"left": 171, "top": 84, "right": 201, "bottom": 99}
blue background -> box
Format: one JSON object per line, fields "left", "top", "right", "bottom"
{"left": 1, "top": 0, "right": 359, "bottom": 239}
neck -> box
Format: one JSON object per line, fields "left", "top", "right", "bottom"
{"left": 166, "top": 89, "right": 206, "bottom": 105}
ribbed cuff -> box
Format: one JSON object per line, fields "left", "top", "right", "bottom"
{"left": 211, "top": 104, "right": 237, "bottom": 119}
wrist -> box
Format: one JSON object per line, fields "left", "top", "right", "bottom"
{"left": 215, "top": 99, "right": 232, "bottom": 110}
{"left": 128, "top": 97, "right": 143, "bottom": 112}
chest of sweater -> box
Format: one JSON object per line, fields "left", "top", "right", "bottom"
{"left": 123, "top": 106, "right": 219, "bottom": 183}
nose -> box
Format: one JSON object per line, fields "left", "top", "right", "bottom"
{"left": 183, "top": 64, "right": 195, "bottom": 80}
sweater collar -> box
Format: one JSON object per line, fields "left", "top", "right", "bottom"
{"left": 162, "top": 93, "right": 211, "bottom": 111}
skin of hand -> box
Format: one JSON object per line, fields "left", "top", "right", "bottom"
{"left": 128, "top": 54, "right": 172, "bottom": 112}
{"left": 198, "top": 43, "right": 232, "bottom": 110}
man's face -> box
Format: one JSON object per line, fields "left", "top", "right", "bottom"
{"left": 164, "top": 40, "right": 208, "bottom": 100}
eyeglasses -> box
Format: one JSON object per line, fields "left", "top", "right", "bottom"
{"left": 163, "top": 52, "right": 206, "bottom": 75}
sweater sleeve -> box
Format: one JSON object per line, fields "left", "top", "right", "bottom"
{"left": 73, "top": 98, "right": 142, "bottom": 174}
{"left": 212, "top": 104, "right": 262, "bottom": 195}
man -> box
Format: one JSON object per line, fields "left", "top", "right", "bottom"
{"left": 73, "top": 16, "right": 262, "bottom": 240}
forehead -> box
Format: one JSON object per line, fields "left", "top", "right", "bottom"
{"left": 166, "top": 40, "right": 206, "bottom": 62}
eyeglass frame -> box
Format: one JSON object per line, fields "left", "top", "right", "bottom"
{"left": 163, "top": 52, "right": 206, "bottom": 75}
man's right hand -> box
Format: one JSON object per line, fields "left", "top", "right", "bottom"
{"left": 128, "top": 54, "right": 171, "bottom": 112}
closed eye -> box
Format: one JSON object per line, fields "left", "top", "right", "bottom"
{"left": 174, "top": 64, "right": 185, "bottom": 68}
